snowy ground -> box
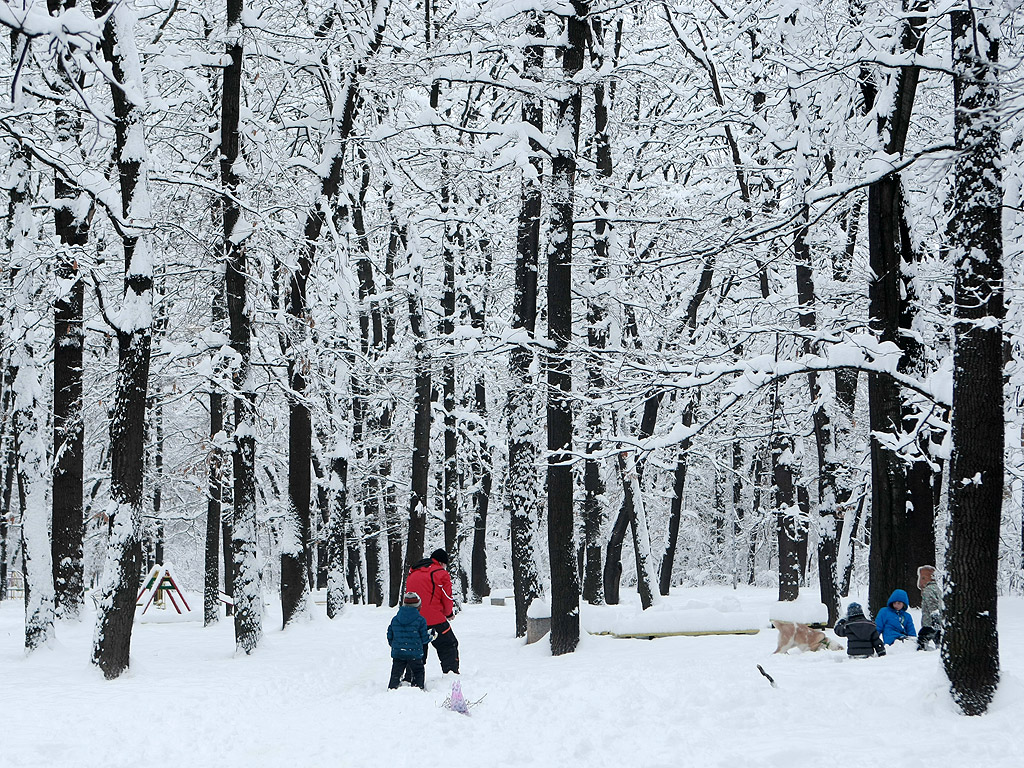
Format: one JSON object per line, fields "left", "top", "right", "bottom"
{"left": 2, "top": 586, "right": 1023, "bottom": 768}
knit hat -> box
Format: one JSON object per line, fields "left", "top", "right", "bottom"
{"left": 403, "top": 592, "right": 421, "bottom": 608}
{"left": 431, "top": 548, "right": 449, "bottom": 565}
{"left": 847, "top": 602, "right": 864, "bottom": 618}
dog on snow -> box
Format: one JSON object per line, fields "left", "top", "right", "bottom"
{"left": 772, "top": 620, "right": 842, "bottom": 653}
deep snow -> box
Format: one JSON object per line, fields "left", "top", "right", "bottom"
{"left": 2, "top": 586, "right": 1022, "bottom": 768}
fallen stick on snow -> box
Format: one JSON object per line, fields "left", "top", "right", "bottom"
{"left": 757, "top": 665, "right": 777, "bottom": 688}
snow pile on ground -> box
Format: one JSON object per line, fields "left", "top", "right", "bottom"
{"left": 583, "top": 595, "right": 761, "bottom": 636}
{"left": 2, "top": 586, "right": 1022, "bottom": 768}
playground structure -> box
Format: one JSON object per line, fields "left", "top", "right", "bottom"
{"left": 136, "top": 564, "right": 192, "bottom": 616}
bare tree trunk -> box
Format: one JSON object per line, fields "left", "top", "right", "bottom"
{"left": 863, "top": 0, "right": 932, "bottom": 616}
{"left": 326, "top": 455, "right": 349, "bottom": 618}
{"left": 943, "top": 4, "right": 1002, "bottom": 716}
{"left": 773, "top": 434, "right": 800, "bottom": 602}
{"left": 467, "top": 234, "right": 492, "bottom": 601}
{"left": 89, "top": 1, "right": 153, "bottom": 678}
{"left": 547, "top": 1, "right": 588, "bottom": 656}
{"left": 50, "top": 4, "right": 88, "bottom": 618}
{"left": 507, "top": 10, "right": 544, "bottom": 637}
{"left": 219, "top": 0, "right": 262, "bottom": 654}
{"left": 581, "top": 15, "right": 621, "bottom": 606}
{"left": 205, "top": 283, "right": 226, "bottom": 626}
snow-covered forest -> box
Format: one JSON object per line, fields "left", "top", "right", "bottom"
{"left": 1, "top": 0, "right": 1023, "bottom": 721}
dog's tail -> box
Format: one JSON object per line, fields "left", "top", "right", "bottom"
{"left": 757, "top": 664, "right": 777, "bottom": 688}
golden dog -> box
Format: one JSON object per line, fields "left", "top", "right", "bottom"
{"left": 772, "top": 620, "right": 840, "bottom": 653}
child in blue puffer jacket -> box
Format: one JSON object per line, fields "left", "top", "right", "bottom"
{"left": 387, "top": 592, "right": 432, "bottom": 689}
{"left": 875, "top": 588, "right": 917, "bottom": 645}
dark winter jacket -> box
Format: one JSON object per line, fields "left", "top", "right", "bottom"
{"left": 387, "top": 605, "right": 431, "bottom": 660}
{"left": 406, "top": 558, "right": 455, "bottom": 625}
{"left": 834, "top": 613, "right": 886, "bottom": 657}
{"left": 875, "top": 589, "right": 917, "bottom": 645}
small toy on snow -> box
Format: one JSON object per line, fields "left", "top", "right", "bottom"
{"left": 442, "top": 679, "right": 484, "bottom": 715}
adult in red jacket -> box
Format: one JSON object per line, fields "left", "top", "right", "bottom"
{"left": 406, "top": 549, "right": 459, "bottom": 674}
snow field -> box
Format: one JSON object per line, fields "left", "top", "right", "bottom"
{"left": 2, "top": 586, "right": 1022, "bottom": 768}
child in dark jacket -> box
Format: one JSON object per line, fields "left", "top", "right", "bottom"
{"left": 387, "top": 592, "right": 432, "bottom": 689}
{"left": 834, "top": 602, "right": 886, "bottom": 658}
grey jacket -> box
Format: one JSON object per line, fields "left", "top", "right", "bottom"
{"left": 920, "top": 581, "right": 943, "bottom": 629}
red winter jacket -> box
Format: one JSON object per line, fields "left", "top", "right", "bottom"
{"left": 406, "top": 558, "right": 454, "bottom": 626}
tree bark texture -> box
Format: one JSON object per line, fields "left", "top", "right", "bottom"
{"left": 547, "top": 3, "right": 587, "bottom": 656}
{"left": 865, "top": 0, "right": 933, "bottom": 616}
{"left": 507, "top": 11, "right": 544, "bottom": 638}
{"left": 89, "top": 1, "right": 153, "bottom": 679}
{"left": 943, "top": 5, "right": 1002, "bottom": 716}
{"left": 218, "top": 0, "right": 262, "bottom": 654}
{"left": 773, "top": 435, "right": 800, "bottom": 602}
{"left": 50, "top": 31, "right": 88, "bottom": 619}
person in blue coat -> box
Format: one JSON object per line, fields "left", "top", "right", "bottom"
{"left": 387, "top": 592, "right": 433, "bottom": 689}
{"left": 875, "top": 589, "right": 917, "bottom": 645}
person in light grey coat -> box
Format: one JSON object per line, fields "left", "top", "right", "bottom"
{"left": 917, "top": 565, "right": 943, "bottom": 650}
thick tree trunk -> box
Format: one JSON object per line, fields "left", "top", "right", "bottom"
{"left": 943, "top": 6, "right": 1002, "bottom": 716}
{"left": 547, "top": 2, "right": 588, "bottom": 656}
{"left": 581, "top": 17, "right": 618, "bottom": 605}
{"left": 89, "top": 1, "right": 153, "bottom": 678}
{"left": 773, "top": 435, "right": 800, "bottom": 602}
{"left": 51, "top": 56, "right": 88, "bottom": 620}
{"left": 218, "top": 0, "right": 261, "bottom": 654}
{"left": 864, "top": 0, "right": 932, "bottom": 616}
{"left": 507, "top": 11, "right": 544, "bottom": 638}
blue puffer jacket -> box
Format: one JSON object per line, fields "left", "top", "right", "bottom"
{"left": 387, "top": 605, "right": 431, "bottom": 659}
{"left": 875, "top": 589, "right": 917, "bottom": 645}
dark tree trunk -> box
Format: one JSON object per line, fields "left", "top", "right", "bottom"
{"left": 659, "top": 401, "right": 694, "bottom": 596}
{"left": 441, "top": 214, "right": 459, "bottom": 598}
{"left": 546, "top": 2, "right": 588, "bottom": 656}
{"left": 383, "top": 209, "right": 402, "bottom": 607}
{"left": 507, "top": 11, "right": 544, "bottom": 638}
{"left": 773, "top": 435, "right": 799, "bottom": 602}
{"left": 89, "top": 0, "right": 153, "bottom": 678}
{"left": 205, "top": 282, "right": 226, "bottom": 626}
{"left": 352, "top": 155, "right": 386, "bottom": 606}
{"left": 219, "top": 0, "right": 261, "bottom": 654}
{"left": 50, "top": 42, "right": 88, "bottom": 619}
{"left": 864, "top": 0, "right": 931, "bottom": 617}
{"left": 581, "top": 17, "right": 618, "bottom": 606}
{"left": 749, "top": 453, "right": 765, "bottom": 584}
{"left": 467, "top": 236, "right": 492, "bottom": 601}
{"left": 405, "top": 266, "right": 431, "bottom": 572}
{"left": 732, "top": 441, "right": 744, "bottom": 586}
{"left": 943, "top": 7, "right": 1002, "bottom": 716}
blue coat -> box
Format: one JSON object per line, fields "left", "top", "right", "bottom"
{"left": 875, "top": 589, "right": 917, "bottom": 645}
{"left": 387, "top": 605, "right": 431, "bottom": 659}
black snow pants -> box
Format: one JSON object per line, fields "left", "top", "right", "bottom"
{"left": 424, "top": 620, "right": 460, "bottom": 674}
{"left": 389, "top": 657, "right": 425, "bottom": 689}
